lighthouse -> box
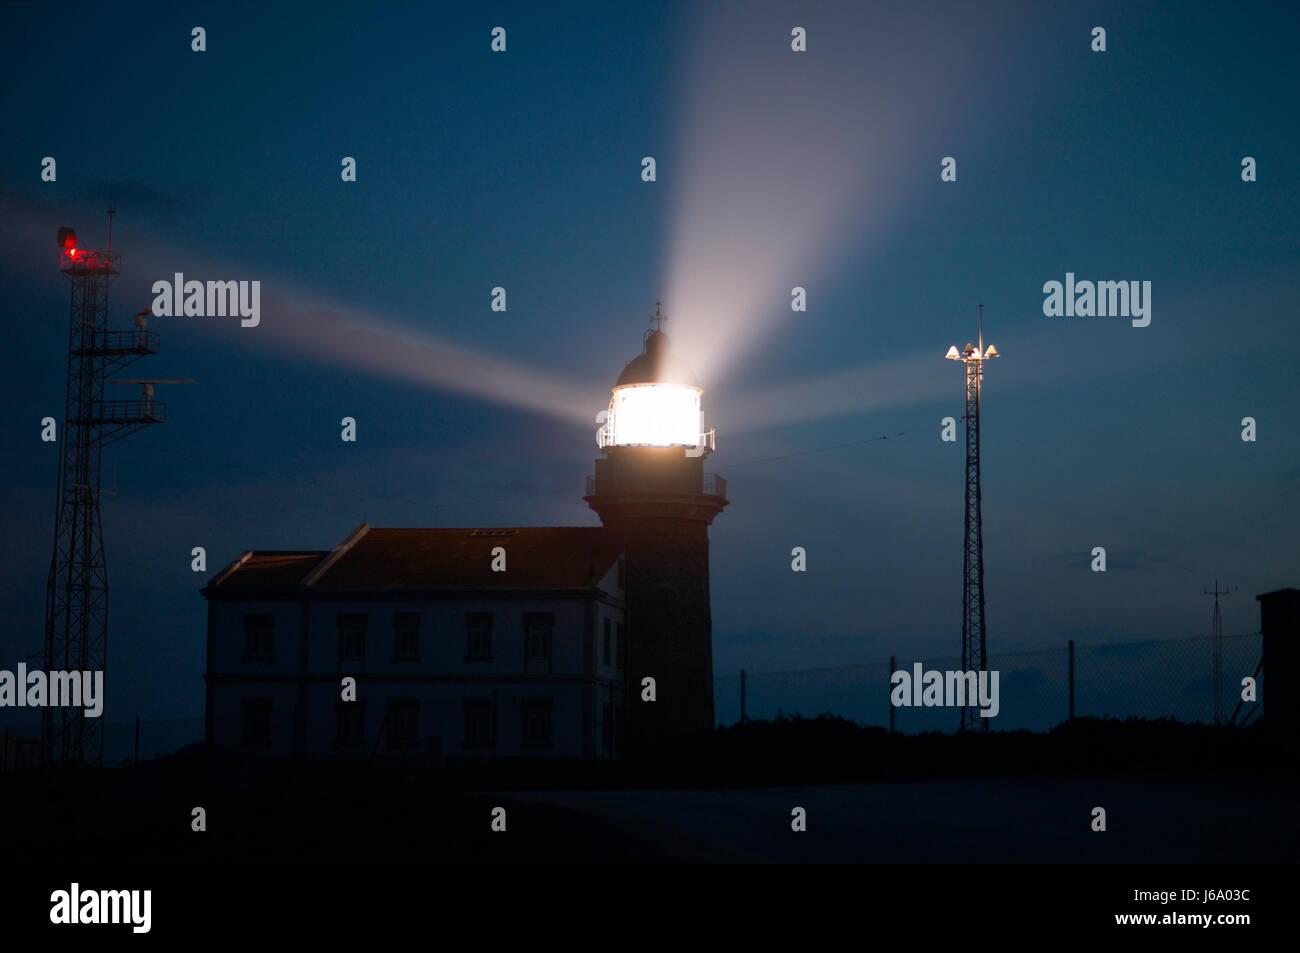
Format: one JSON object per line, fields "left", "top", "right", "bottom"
{"left": 584, "top": 305, "right": 728, "bottom": 753}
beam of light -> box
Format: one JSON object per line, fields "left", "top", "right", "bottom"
{"left": 715, "top": 348, "right": 951, "bottom": 434}
{"left": 248, "top": 289, "right": 602, "bottom": 426}
{"left": 0, "top": 208, "right": 604, "bottom": 428}
{"left": 716, "top": 286, "right": 1270, "bottom": 436}
{"left": 715, "top": 328, "right": 1141, "bottom": 437}
{"left": 661, "top": 3, "right": 1006, "bottom": 388}
{"left": 144, "top": 261, "right": 603, "bottom": 428}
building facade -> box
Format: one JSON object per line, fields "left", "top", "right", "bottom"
{"left": 203, "top": 525, "right": 629, "bottom": 760}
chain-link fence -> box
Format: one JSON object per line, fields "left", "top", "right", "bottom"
{"left": 715, "top": 631, "right": 1263, "bottom": 733}
{"left": 103, "top": 715, "right": 207, "bottom": 765}
{"left": 0, "top": 631, "right": 1265, "bottom": 768}
{"left": 0, "top": 715, "right": 207, "bottom": 771}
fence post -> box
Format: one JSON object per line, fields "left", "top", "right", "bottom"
{"left": 889, "top": 656, "right": 896, "bottom": 734}
{"left": 1068, "top": 640, "right": 1075, "bottom": 722}
{"left": 739, "top": 669, "right": 747, "bottom": 723}
{"left": 133, "top": 715, "right": 140, "bottom": 765}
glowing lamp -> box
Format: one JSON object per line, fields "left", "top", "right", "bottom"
{"left": 601, "top": 323, "right": 710, "bottom": 451}
{"left": 983, "top": 344, "right": 999, "bottom": 358}
{"left": 607, "top": 382, "right": 703, "bottom": 447}
{"left": 57, "top": 226, "right": 77, "bottom": 249}
{"left": 945, "top": 345, "right": 961, "bottom": 360}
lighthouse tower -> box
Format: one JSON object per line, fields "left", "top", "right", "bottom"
{"left": 584, "top": 305, "right": 728, "bottom": 753}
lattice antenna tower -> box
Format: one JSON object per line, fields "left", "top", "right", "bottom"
{"left": 42, "top": 215, "right": 176, "bottom": 764}
{"left": 1204, "top": 580, "right": 1233, "bottom": 726}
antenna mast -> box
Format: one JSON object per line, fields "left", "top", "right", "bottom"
{"left": 43, "top": 225, "right": 172, "bottom": 765}
{"left": 1204, "top": 580, "right": 1232, "bottom": 725}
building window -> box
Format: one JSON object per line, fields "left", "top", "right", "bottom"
{"left": 603, "top": 619, "right": 612, "bottom": 666}
{"left": 616, "top": 622, "right": 626, "bottom": 670}
{"left": 393, "top": 613, "right": 420, "bottom": 661}
{"left": 338, "top": 613, "right": 367, "bottom": 664}
{"left": 336, "top": 701, "right": 365, "bottom": 748}
{"left": 243, "top": 613, "right": 274, "bottom": 661}
{"left": 465, "top": 612, "right": 493, "bottom": 661}
{"left": 521, "top": 699, "right": 553, "bottom": 748}
{"left": 386, "top": 698, "right": 419, "bottom": 752}
{"left": 241, "top": 697, "right": 272, "bottom": 746}
{"left": 463, "top": 698, "right": 494, "bottom": 749}
{"left": 524, "top": 612, "right": 554, "bottom": 662}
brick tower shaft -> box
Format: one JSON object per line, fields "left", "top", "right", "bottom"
{"left": 585, "top": 446, "right": 727, "bottom": 752}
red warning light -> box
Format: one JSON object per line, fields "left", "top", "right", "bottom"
{"left": 57, "top": 227, "right": 78, "bottom": 249}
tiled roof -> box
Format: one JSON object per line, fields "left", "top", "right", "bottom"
{"left": 210, "top": 526, "right": 621, "bottom": 591}
{"left": 218, "top": 551, "right": 327, "bottom": 587}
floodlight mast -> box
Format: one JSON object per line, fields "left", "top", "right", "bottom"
{"left": 946, "top": 304, "right": 998, "bottom": 733}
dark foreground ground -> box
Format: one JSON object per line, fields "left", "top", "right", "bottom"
{"left": 503, "top": 776, "right": 1299, "bottom": 863}
{"left": 2, "top": 717, "right": 1294, "bottom": 863}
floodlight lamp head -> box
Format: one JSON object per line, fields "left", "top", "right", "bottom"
{"left": 945, "top": 345, "right": 961, "bottom": 360}
{"left": 984, "top": 344, "right": 999, "bottom": 358}
{"left": 963, "top": 342, "right": 976, "bottom": 357}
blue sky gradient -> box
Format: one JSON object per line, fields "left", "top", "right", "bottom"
{"left": 1, "top": 0, "right": 1296, "bottom": 728}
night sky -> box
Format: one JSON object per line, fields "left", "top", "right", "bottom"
{"left": 1, "top": 0, "right": 1296, "bottom": 733}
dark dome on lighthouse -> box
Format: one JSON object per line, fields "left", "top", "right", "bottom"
{"left": 615, "top": 328, "right": 699, "bottom": 389}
